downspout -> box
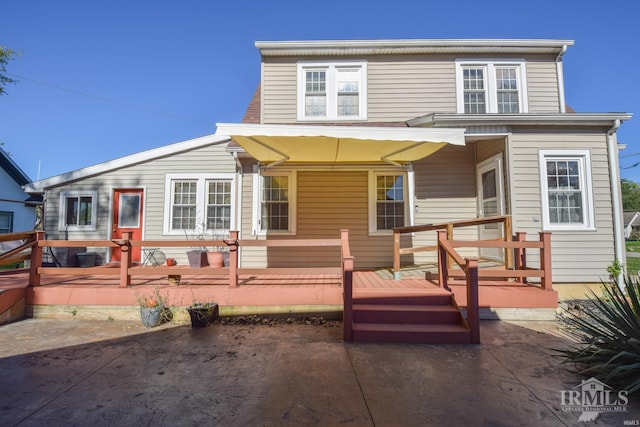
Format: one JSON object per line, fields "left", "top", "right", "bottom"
{"left": 607, "top": 119, "right": 625, "bottom": 285}
{"left": 556, "top": 45, "right": 568, "bottom": 113}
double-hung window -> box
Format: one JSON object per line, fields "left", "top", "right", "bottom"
{"left": 456, "top": 60, "right": 527, "bottom": 114}
{"left": 165, "top": 174, "right": 235, "bottom": 235}
{"left": 253, "top": 171, "right": 296, "bottom": 235}
{"left": 539, "top": 150, "right": 595, "bottom": 230}
{"left": 298, "top": 61, "right": 367, "bottom": 121}
{"left": 369, "top": 173, "right": 406, "bottom": 233}
{"left": 59, "top": 191, "right": 97, "bottom": 231}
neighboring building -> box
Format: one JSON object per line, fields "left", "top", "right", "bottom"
{"left": 623, "top": 211, "right": 640, "bottom": 239}
{"left": 0, "top": 147, "right": 38, "bottom": 234}
{"left": 24, "top": 38, "right": 632, "bottom": 287}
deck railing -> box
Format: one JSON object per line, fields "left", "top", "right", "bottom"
{"left": 392, "top": 215, "right": 513, "bottom": 280}
{"left": 26, "top": 230, "right": 354, "bottom": 292}
{"left": 0, "top": 231, "right": 37, "bottom": 267}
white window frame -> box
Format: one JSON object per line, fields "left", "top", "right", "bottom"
{"left": 58, "top": 191, "right": 98, "bottom": 231}
{"left": 368, "top": 171, "right": 408, "bottom": 235}
{"left": 455, "top": 59, "right": 528, "bottom": 114}
{"left": 297, "top": 61, "right": 367, "bottom": 121}
{"left": 539, "top": 150, "right": 595, "bottom": 231}
{"left": 252, "top": 170, "right": 297, "bottom": 235}
{"left": 163, "top": 173, "right": 236, "bottom": 235}
{"left": 0, "top": 211, "right": 14, "bottom": 233}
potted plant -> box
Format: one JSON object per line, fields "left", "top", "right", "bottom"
{"left": 186, "top": 301, "right": 219, "bottom": 328}
{"left": 136, "top": 288, "right": 170, "bottom": 328}
{"left": 206, "top": 230, "right": 230, "bottom": 268}
{"left": 184, "top": 224, "right": 209, "bottom": 268}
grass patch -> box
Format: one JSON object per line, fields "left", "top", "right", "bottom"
{"left": 627, "top": 257, "right": 640, "bottom": 276}
{"left": 626, "top": 240, "right": 640, "bottom": 252}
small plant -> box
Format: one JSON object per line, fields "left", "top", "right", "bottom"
{"left": 107, "top": 316, "right": 114, "bottom": 321}
{"left": 135, "top": 288, "right": 167, "bottom": 308}
{"left": 70, "top": 307, "right": 78, "bottom": 318}
{"left": 606, "top": 259, "right": 624, "bottom": 280}
{"left": 556, "top": 275, "right": 640, "bottom": 394}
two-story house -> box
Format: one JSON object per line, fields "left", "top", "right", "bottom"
{"left": 24, "top": 39, "right": 632, "bottom": 297}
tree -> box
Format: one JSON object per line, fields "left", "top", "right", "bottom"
{"left": 0, "top": 47, "right": 18, "bottom": 95}
{"left": 621, "top": 178, "right": 640, "bottom": 211}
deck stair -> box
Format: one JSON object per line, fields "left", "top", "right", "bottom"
{"left": 350, "top": 289, "right": 472, "bottom": 344}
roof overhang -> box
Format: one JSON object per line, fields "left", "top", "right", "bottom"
{"left": 215, "top": 123, "right": 466, "bottom": 167}
{"left": 256, "top": 39, "right": 575, "bottom": 57}
{"left": 407, "top": 113, "right": 634, "bottom": 128}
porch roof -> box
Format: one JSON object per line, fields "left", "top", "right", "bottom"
{"left": 215, "top": 123, "right": 466, "bottom": 166}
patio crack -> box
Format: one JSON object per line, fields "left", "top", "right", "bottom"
{"left": 13, "top": 348, "right": 131, "bottom": 426}
{"left": 345, "top": 345, "right": 376, "bottom": 427}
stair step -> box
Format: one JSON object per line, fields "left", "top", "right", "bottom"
{"left": 352, "top": 304, "right": 463, "bottom": 324}
{"left": 352, "top": 322, "right": 472, "bottom": 344}
{"left": 353, "top": 291, "right": 453, "bottom": 306}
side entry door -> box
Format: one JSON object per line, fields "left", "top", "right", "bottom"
{"left": 111, "top": 189, "right": 143, "bottom": 263}
{"left": 476, "top": 155, "right": 505, "bottom": 261}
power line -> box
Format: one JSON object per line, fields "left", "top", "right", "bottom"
{"left": 7, "top": 72, "right": 214, "bottom": 126}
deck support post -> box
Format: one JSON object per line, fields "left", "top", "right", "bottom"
{"left": 118, "top": 232, "right": 132, "bottom": 288}
{"left": 465, "top": 257, "right": 480, "bottom": 344}
{"left": 504, "top": 216, "right": 513, "bottom": 268}
{"left": 392, "top": 230, "right": 401, "bottom": 280}
{"left": 539, "top": 232, "right": 552, "bottom": 291}
{"left": 446, "top": 224, "right": 454, "bottom": 270}
{"left": 514, "top": 232, "right": 527, "bottom": 283}
{"left": 227, "top": 231, "right": 239, "bottom": 288}
{"left": 28, "top": 231, "right": 44, "bottom": 287}
{"left": 341, "top": 229, "right": 354, "bottom": 342}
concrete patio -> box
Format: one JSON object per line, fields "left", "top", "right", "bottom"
{"left": 0, "top": 318, "right": 637, "bottom": 426}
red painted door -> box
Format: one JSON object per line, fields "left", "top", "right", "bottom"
{"left": 111, "top": 189, "right": 143, "bottom": 263}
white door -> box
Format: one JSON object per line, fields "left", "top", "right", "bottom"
{"left": 477, "top": 154, "right": 505, "bottom": 260}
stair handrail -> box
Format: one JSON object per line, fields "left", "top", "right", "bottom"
{"left": 393, "top": 215, "right": 512, "bottom": 280}
{"left": 437, "top": 230, "right": 480, "bottom": 344}
{"left": 0, "top": 231, "right": 37, "bottom": 267}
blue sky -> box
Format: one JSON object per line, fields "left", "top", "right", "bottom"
{"left": 1, "top": 0, "right": 639, "bottom": 181}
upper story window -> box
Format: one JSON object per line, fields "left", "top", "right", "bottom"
{"left": 539, "top": 150, "right": 595, "bottom": 231}
{"left": 456, "top": 60, "right": 528, "bottom": 114}
{"left": 298, "top": 61, "right": 367, "bottom": 121}
{"left": 164, "top": 174, "right": 235, "bottom": 235}
{"left": 59, "top": 191, "right": 97, "bottom": 231}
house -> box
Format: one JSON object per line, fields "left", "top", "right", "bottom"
{"left": 623, "top": 211, "right": 640, "bottom": 239}
{"left": 0, "top": 147, "right": 39, "bottom": 236}
{"left": 24, "top": 38, "right": 632, "bottom": 292}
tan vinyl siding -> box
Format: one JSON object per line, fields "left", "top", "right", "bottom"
{"left": 410, "top": 144, "right": 479, "bottom": 262}
{"left": 261, "top": 53, "right": 562, "bottom": 123}
{"left": 43, "top": 143, "right": 236, "bottom": 263}
{"left": 526, "top": 60, "right": 561, "bottom": 113}
{"left": 475, "top": 139, "right": 505, "bottom": 164}
{"left": 509, "top": 130, "right": 614, "bottom": 282}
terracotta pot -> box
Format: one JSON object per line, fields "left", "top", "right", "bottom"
{"left": 166, "top": 258, "right": 176, "bottom": 266}
{"left": 207, "top": 251, "right": 224, "bottom": 268}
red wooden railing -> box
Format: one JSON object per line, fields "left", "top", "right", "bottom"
{"left": 25, "top": 230, "right": 354, "bottom": 293}
{"left": 0, "top": 231, "right": 37, "bottom": 267}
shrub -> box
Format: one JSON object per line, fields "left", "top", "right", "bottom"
{"left": 557, "top": 276, "right": 640, "bottom": 394}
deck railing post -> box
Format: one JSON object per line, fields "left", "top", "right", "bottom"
{"left": 393, "top": 229, "right": 401, "bottom": 280}
{"left": 504, "top": 216, "right": 513, "bottom": 268}
{"left": 227, "top": 230, "right": 239, "bottom": 288}
{"left": 437, "top": 230, "right": 449, "bottom": 290}
{"left": 514, "top": 232, "right": 527, "bottom": 283}
{"left": 465, "top": 257, "right": 480, "bottom": 344}
{"left": 341, "top": 229, "right": 354, "bottom": 342}
{"left": 119, "top": 232, "right": 132, "bottom": 288}
{"left": 539, "top": 232, "right": 552, "bottom": 291}
{"left": 28, "top": 231, "right": 44, "bottom": 287}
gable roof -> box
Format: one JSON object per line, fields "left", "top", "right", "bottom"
{"left": 24, "top": 133, "right": 231, "bottom": 193}
{"left": 0, "top": 147, "right": 32, "bottom": 186}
